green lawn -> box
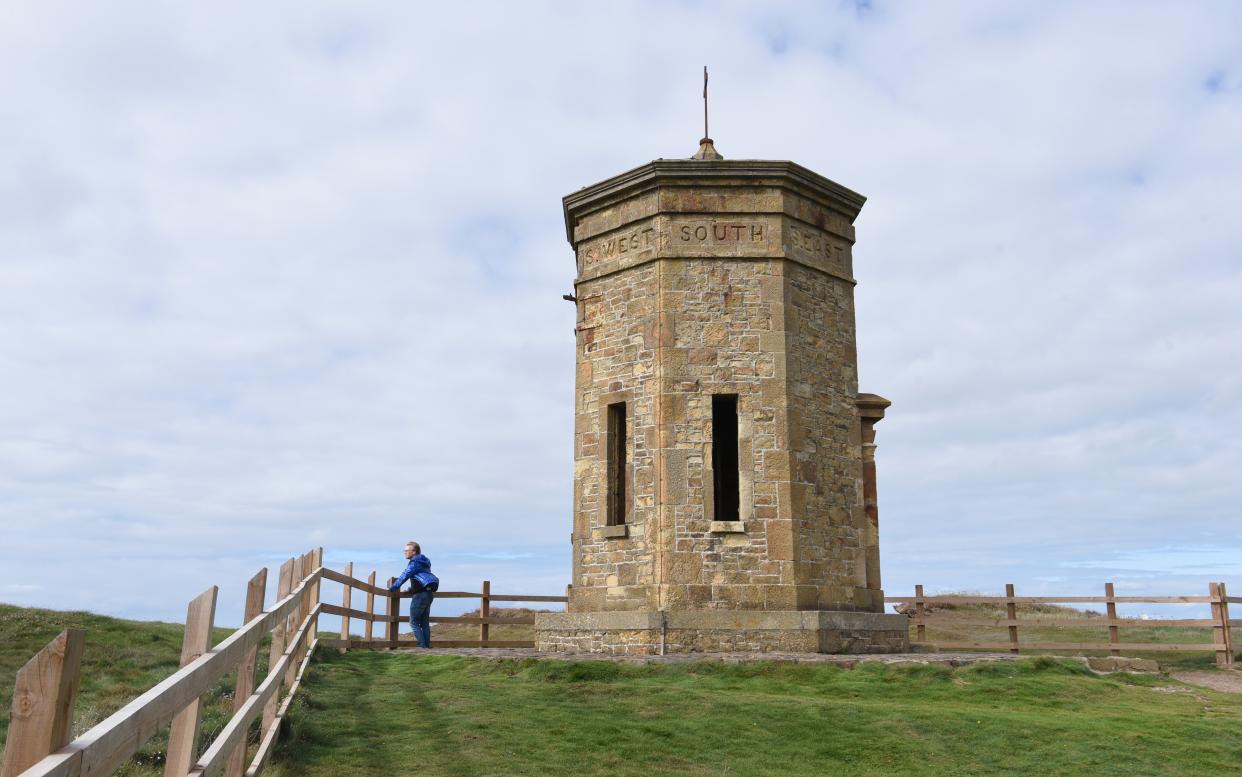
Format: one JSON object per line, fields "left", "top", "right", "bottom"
{"left": 268, "top": 652, "right": 1242, "bottom": 777}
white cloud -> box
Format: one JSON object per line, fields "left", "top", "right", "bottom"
{"left": 0, "top": 2, "right": 1239, "bottom": 626}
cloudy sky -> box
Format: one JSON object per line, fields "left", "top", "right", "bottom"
{"left": 2, "top": 1, "right": 1239, "bottom": 628}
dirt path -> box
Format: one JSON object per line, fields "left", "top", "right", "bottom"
{"left": 1171, "top": 671, "right": 1242, "bottom": 694}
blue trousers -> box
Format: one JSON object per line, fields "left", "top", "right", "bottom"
{"left": 409, "top": 590, "right": 435, "bottom": 648}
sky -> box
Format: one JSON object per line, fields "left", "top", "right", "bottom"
{"left": 1, "top": 1, "right": 1240, "bottom": 629}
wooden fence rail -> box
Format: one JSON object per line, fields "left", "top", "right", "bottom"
{"left": 316, "top": 565, "right": 569, "bottom": 650}
{"left": 886, "top": 581, "right": 1235, "bottom": 668}
{"left": 2, "top": 548, "right": 326, "bottom": 777}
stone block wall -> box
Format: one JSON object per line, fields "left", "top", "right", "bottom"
{"left": 564, "top": 161, "right": 886, "bottom": 620}
{"left": 535, "top": 611, "right": 909, "bottom": 655}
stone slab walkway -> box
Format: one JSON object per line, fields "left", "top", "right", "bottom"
{"left": 380, "top": 647, "right": 1027, "bottom": 667}
{"left": 1170, "top": 670, "right": 1242, "bottom": 694}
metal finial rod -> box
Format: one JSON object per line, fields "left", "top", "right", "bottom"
{"left": 702, "top": 66, "right": 709, "bottom": 141}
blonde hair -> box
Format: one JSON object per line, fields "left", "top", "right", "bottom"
{"left": 406, "top": 541, "right": 421, "bottom": 553}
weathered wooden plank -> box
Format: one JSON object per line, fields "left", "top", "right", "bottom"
{"left": 222, "top": 570, "right": 267, "bottom": 777}
{"left": 429, "top": 615, "right": 536, "bottom": 626}
{"left": 1005, "top": 583, "right": 1019, "bottom": 655}
{"left": 914, "top": 585, "right": 925, "bottom": 643}
{"left": 365, "top": 571, "right": 377, "bottom": 641}
{"left": 387, "top": 578, "right": 398, "bottom": 649}
{"left": 39, "top": 572, "right": 317, "bottom": 777}
{"left": 309, "top": 548, "right": 323, "bottom": 639}
{"left": 428, "top": 640, "right": 535, "bottom": 649}
{"left": 283, "top": 557, "right": 306, "bottom": 689}
{"left": 487, "top": 594, "right": 570, "bottom": 603}
{"left": 1104, "top": 582, "right": 1119, "bottom": 657}
{"left": 480, "top": 581, "right": 491, "bottom": 645}
{"left": 927, "top": 642, "right": 1218, "bottom": 651}
{"left": 1, "top": 629, "right": 86, "bottom": 777}
{"left": 165, "top": 587, "right": 218, "bottom": 777}
{"left": 260, "top": 559, "right": 293, "bottom": 736}
{"left": 188, "top": 608, "right": 318, "bottom": 777}
{"left": 314, "top": 638, "right": 538, "bottom": 650}
{"left": 1210, "top": 582, "right": 1234, "bottom": 668}
{"left": 320, "top": 568, "right": 389, "bottom": 598}
{"left": 885, "top": 595, "right": 1213, "bottom": 604}
{"left": 15, "top": 575, "right": 319, "bottom": 777}
{"left": 339, "top": 562, "right": 353, "bottom": 642}
{"left": 319, "top": 603, "right": 381, "bottom": 622}
{"left": 907, "top": 617, "right": 1218, "bottom": 627}
{"left": 243, "top": 638, "right": 317, "bottom": 777}
{"left": 383, "top": 590, "right": 566, "bottom": 602}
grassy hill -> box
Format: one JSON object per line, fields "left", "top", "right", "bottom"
{"left": 0, "top": 603, "right": 245, "bottom": 776}
{"left": 267, "top": 652, "right": 1242, "bottom": 777}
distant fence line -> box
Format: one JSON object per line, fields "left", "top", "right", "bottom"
{"left": 885, "top": 581, "right": 1237, "bottom": 668}
{"left": 316, "top": 564, "right": 569, "bottom": 651}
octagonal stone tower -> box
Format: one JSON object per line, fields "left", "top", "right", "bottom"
{"left": 535, "top": 140, "right": 907, "bottom": 654}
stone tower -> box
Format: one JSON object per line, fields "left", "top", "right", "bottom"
{"left": 534, "top": 139, "right": 907, "bottom": 654}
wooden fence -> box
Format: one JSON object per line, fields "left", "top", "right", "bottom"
{"left": 886, "top": 581, "right": 1237, "bottom": 667}
{"left": 1, "top": 550, "right": 569, "bottom": 777}
{"left": 1, "top": 549, "right": 325, "bottom": 777}
{"left": 315, "top": 565, "right": 569, "bottom": 650}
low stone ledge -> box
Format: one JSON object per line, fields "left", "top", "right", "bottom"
{"left": 535, "top": 609, "right": 910, "bottom": 655}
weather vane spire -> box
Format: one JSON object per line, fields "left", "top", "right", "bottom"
{"left": 692, "top": 66, "right": 723, "bottom": 160}
{"left": 703, "top": 65, "right": 710, "bottom": 141}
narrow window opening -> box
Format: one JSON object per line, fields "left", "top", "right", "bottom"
{"left": 712, "top": 394, "right": 740, "bottom": 522}
{"left": 606, "top": 402, "right": 627, "bottom": 525}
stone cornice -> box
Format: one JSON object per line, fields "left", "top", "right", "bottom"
{"left": 562, "top": 159, "right": 867, "bottom": 245}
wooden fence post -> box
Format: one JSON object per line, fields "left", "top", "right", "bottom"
{"left": 914, "top": 585, "right": 926, "bottom": 643}
{"left": 481, "top": 580, "right": 491, "bottom": 646}
{"left": 365, "top": 571, "right": 377, "bottom": 642}
{"left": 224, "top": 569, "right": 267, "bottom": 777}
{"left": 1105, "top": 582, "right": 1119, "bottom": 657}
{"left": 263, "top": 558, "right": 295, "bottom": 735}
{"left": 284, "top": 555, "right": 306, "bottom": 688}
{"left": 311, "top": 547, "right": 323, "bottom": 640}
{"left": 165, "top": 586, "right": 218, "bottom": 777}
{"left": 0, "top": 629, "right": 86, "bottom": 777}
{"left": 1211, "top": 581, "right": 1235, "bottom": 668}
{"left": 387, "top": 577, "right": 399, "bottom": 649}
{"left": 1222, "top": 581, "right": 1235, "bottom": 668}
{"left": 1005, "top": 583, "right": 1019, "bottom": 655}
{"left": 341, "top": 562, "right": 354, "bottom": 645}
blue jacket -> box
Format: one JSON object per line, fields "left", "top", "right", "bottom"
{"left": 391, "top": 554, "right": 439, "bottom": 592}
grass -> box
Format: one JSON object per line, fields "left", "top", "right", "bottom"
{"left": 0, "top": 603, "right": 260, "bottom": 776}
{"left": 268, "top": 652, "right": 1242, "bottom": 777}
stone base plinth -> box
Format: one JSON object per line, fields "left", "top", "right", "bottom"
{"left": 535, "top": 610, "right": 909, "bottom": 656}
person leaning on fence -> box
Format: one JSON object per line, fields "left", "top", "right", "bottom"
{"left": 389, "top": 541, "right": 439, "bottom": 648}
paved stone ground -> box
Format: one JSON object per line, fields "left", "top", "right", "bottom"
{"left": 1170, "top": 670, "right": 1242, "bottom": 694}
{"left": 381, "top": 647, "right": 1027, "bottom": 667}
